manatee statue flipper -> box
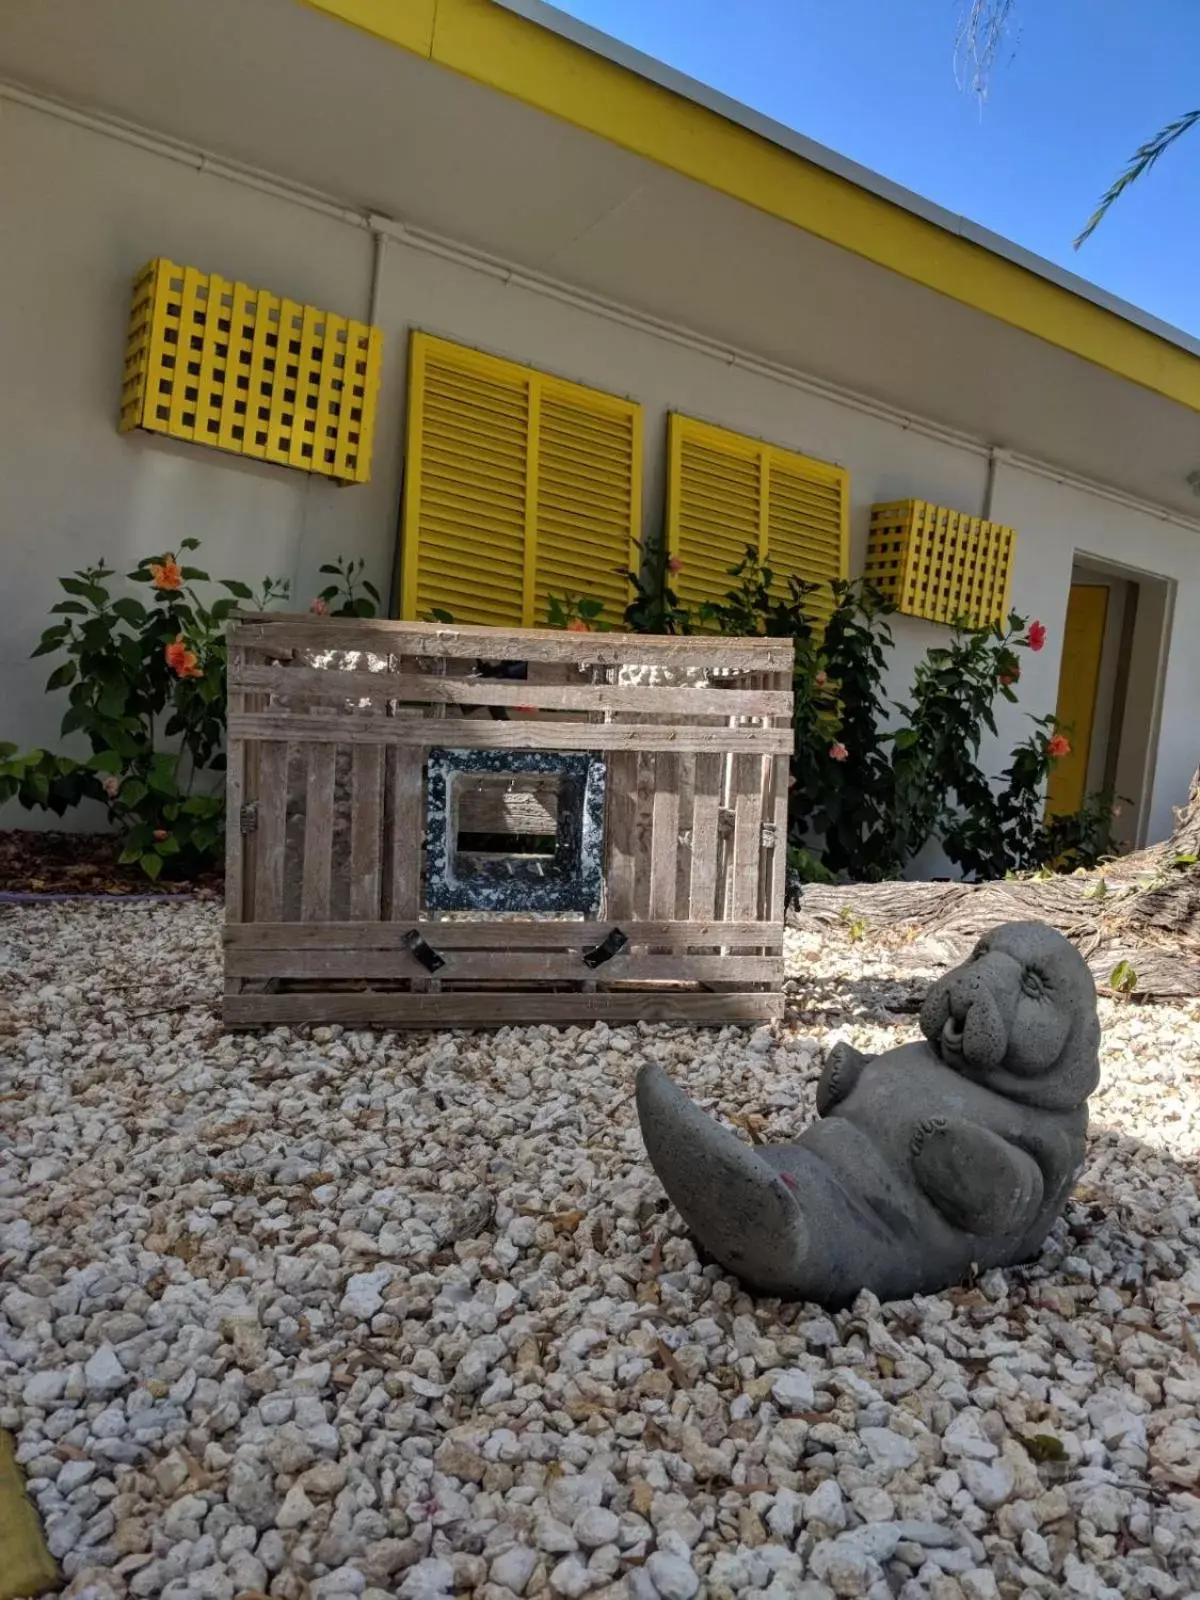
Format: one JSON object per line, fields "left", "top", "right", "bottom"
{"left": 816, "top": 1041, "right": 872, "bottom": 1116}
{"left": 635, "top": 1063, "right": 808, "bottom": 1295}
{"left": 911, "top": 1116, "right": 1044, "bottom": 1236}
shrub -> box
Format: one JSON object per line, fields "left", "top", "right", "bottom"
{"left": 0, "top": 543, "right": 378, "bottom": 879}
{"left": 549, "top": 542, "right": 1114, "bottom": 883}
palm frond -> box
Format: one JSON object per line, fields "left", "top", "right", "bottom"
{"left": 1075, "top": 108, "right": 1200, "bottom": 247}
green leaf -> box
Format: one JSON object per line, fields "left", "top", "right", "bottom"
{"left": 1021, "top": 1433, "right": 1067, "bottom": 1464}
{"left": 59, "top": 576, "right": 107, "bottom": 604}
{"left": 318, "top": 563, "right": 342, "bottom": 575}
{"left": 1108, "top": 959, "right": 1138, "bottom": 996}
{"left": 221, "top": 579, "right": 255, "bottom": 599}
{"left": 31, "top": 631, "right": 71, "bottom": 658}
{"left": 179, "top": 537, "right": 201, "bottom": 551}
{"left": 112, "top": 597, "right": 148, "bottom": 625}
{"left": 46, "top": 662, "right": 77, "bottom": 692}
{"left": 117, "top": 844, "right": 143, "bottom": 865}
{"left": 156, "top": 832, "right": 181, "bottom": 856}
{"left": 181, "top": 794, "right": 222, "bottom": 816}
{"left": 98, "top": 684, "right": 127, "bottom": 719}
{"left": 139, "top": 851, "right": 163, "bottom": 880}
{"left": 147, "top": 755, "right": 180, "bottom": 796}
{"left": 119, "top": 778, "right": 148, "bottom": 806}
{"left": 179, "top": 566, "right": 209, "bottom": 581}
{"left": 87, "top": 750, "right": 124, "bottom": 774}
{"left": 49, "top": 601, "right": 88, "bottom": 616}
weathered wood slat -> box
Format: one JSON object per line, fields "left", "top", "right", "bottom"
{"left": 606, "top": 749, "right": 639, "bottom": 924}
{"left": 301, "top": 743, "right": 336, "bottom": 922}
{"left": 224, "top": 643, "right": 248, "bottom": 929}
{"left": 231, "top": 663, "right": 792, "bottom": 717}
{"left": 253, "top": 742, "right": 290, "bottom": 922}
{"left": 675, "top": 754, "right": 695, "bottom": 918}
{"left": 649, "top": 752, "right": 680, "bottom": 921}
{"left": 386, "top": 747, "right": 424, "bottom": 920}
{"left": 229, "top": 713, "right": 792, "bottom": 754}
{"left": 349, "top": 744, "right": 384, "bottom": 921}
{"left": 689, "top": 753, "right": 722, "bottom": 922}
{"left": 767, "top": 752, "right": 791, "bottom": 924}
{"left": 225, "top": 990, "right": 786, "bottom": 1028}
{"left": 457, "top": 786, "right": 558, "bottom": 836}
{"left": 731, "top": 753, "right": 766, "bottom": 922}
{"left": 225, "top": 920, "right": 783, "bottom": 950}
{"left": 225, "top": 949, "right": 781, "bottom": 982}
{"left": 229, "top": 614, "right": 794, "bottom": 671}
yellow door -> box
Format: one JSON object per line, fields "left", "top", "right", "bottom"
{"left": 1046, "top": 584, "right": 1109, "bottom": 817}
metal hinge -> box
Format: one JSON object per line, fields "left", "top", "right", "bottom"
{"left": 239, "top": 802, "right": 259, "bottom": 835}
{"left": 402, "top": 929, "right": 446, "bottom": 973}
{"left": 582, "top": 928, "right": 629, "bottom": 969}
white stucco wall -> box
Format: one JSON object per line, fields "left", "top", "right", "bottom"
{"left": 2, "top": 93, "right": 1195, "bottom": 849}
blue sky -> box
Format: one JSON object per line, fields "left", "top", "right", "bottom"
{"left": 554, "top": 0, "right": 1200, "bottom": 338}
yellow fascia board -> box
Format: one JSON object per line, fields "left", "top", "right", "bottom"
{"left": 302, "top": 0, "right": 1200, "bottom": 415}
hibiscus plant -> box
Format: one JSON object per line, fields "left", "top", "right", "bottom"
{"left": 0, "top": 541, "right": 293, "bottom": 880}
{"left": 539, "top": 545, "right": 1109, "bottom": 883}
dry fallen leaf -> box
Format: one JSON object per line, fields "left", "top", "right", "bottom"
{"left": 656, "top": 1338, "right": 693, "bottom": 1389}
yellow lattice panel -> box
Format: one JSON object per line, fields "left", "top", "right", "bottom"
{"left": 401, "top": 333, "right": 641, "bottom": 626}
{"left": 119, "top": 258, "right": 382, "bottom": 485}
{"left": 666, "top": 414, "right": 849, "bottom": 628}
{"left": 864, "top": 500, "right": 1016, "bottom": 628}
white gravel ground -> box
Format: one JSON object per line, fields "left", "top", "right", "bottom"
{"left": 1, "top": 902, "right": 1198, "bottom": 1600}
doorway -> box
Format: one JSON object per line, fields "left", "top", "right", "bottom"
{"left": 1046, "top": 557, "right": 1172, "bottom": 849}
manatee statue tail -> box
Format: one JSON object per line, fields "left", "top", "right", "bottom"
{"left": 635, "top": 1062, "right": 808, "bottom": 1296}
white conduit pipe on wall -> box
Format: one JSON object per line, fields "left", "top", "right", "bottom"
{"left": 3, "top": 78, "right": 1199, "bottom": 539}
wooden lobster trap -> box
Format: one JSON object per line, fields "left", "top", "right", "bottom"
{"left": 223, "top": 616, "right": 794, "bottom": 1028}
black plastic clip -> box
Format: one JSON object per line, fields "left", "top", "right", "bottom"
{"left": 402, "top": 930, "right": 446, "bottom": 973}
{"left": 582, "top": 928, "right": 628, "bottom": 969}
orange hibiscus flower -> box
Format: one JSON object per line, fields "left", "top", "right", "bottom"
{"left": 1047, "top": 733, "right": 1071, "bottom": 759}
{"left": 566, "top": 618, "right": 592, "bottom": 632}
{"left": 164, "top": 636, "right": 203, "bottom": 678}
{"left": 149, "top": 554, "right": 184, "bottom": 592}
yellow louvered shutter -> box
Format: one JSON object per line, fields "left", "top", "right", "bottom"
{"left": 666, "top": 414, "right": 848, "bottom": 627}
{"left": 534, "top": 392, "right": 640, "bottom": 623}
{"left": 401, "top": 333, "right": 640, "bottom": 627}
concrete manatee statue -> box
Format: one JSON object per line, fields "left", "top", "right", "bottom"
{"left": 636, "top": 921, "right": 1100, "bottom": 1306}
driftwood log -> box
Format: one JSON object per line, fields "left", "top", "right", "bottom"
{"left": 793, "top": 767, "right": 1200, "bottom": 1001}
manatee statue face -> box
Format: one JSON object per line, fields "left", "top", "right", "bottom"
{"left": 919, "top": 921, "right": 1099, "bottom": 1109}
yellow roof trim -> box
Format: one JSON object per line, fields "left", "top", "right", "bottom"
{"left": 302, "top": 0, "right": 1200, "bottom": 415}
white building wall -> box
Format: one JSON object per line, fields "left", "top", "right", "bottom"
{"left": 1, "top": 94, "right": 1194, "bottom": 848}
